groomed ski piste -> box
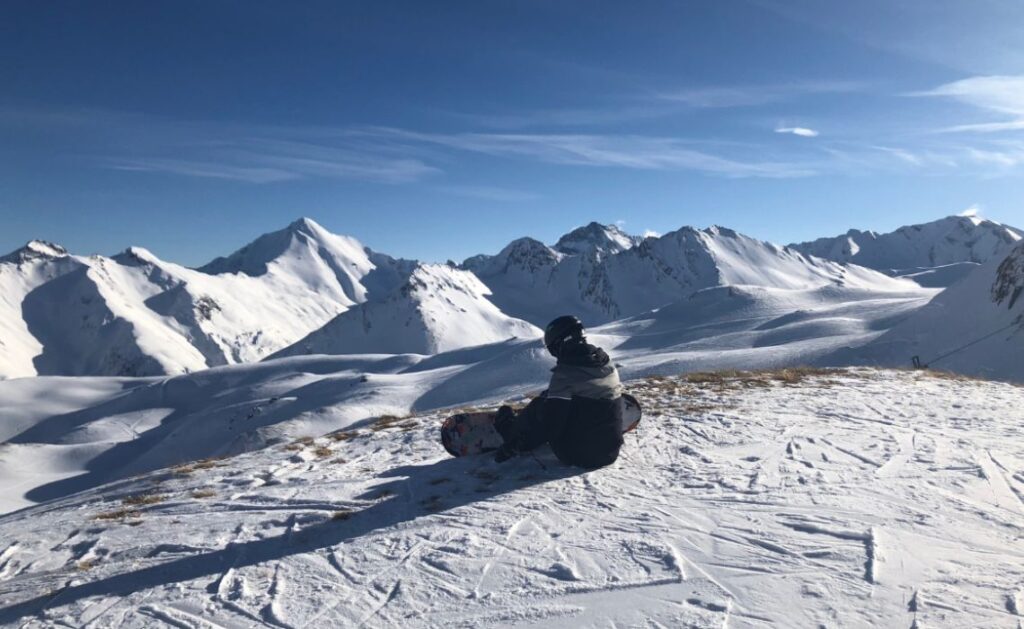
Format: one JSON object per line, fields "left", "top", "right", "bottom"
{"left": 1, "top": 368, "right": 1022, "bottom": 628}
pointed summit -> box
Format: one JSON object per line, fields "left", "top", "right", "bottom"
{"left": 198, "top": 217, "right": 361, "bottom": 277}
{"left": 286, "top": 217, "right": 325, "bottom": 235}
{"left": 1, "top": 240, "right": 69, "bottom": 265}
{"left": 554, "top": 222, "right": 640, "bottom": 256}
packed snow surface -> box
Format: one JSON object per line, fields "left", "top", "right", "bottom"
{"left": 0, "top": 369, "right": 1022, "bottom": 627}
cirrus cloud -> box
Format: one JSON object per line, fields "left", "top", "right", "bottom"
{"left": 775, "top": 126, "right": 819, "bottom": 137}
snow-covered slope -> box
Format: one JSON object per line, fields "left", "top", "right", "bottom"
{"left": 597, "top": 283, "right": 933, "bottom": 375}
{"left": 469, "top": 225, "right": 918, "bottom": 325}
{"left": 0, "top": 279, "right": 934, "bottom": 517}
{"left": 791, "top": 215, "right": 1022, "bottom": 284}
{"left": 833, "top": 240, "right": 1024, "bottom": 381}
{"left": 273, "top": 264, "right": 540, "bottom": 356}
{"left": 0, "top": 369, "right": 1021, "bottom": 627}
{"left": 0, "top": 242, "right": 80, "bottom": 378}
{"left": 0, "top": 219, "right": 415, "bottom": 378}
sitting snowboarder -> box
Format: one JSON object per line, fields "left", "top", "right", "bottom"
{"left": 493, "top": 315, "right": 625, "bottom": 468}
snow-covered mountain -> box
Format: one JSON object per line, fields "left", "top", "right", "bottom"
{"left": 553, "top": 221, "right": 643, "bottom": 256}
{"left": 3, "top": 214, "right": 1013, "bottom": 380}
{"left": 832, "top": 239, "right": 1024, "bottom": 381}
{"left": 790, "top": 215, "right": 1022, "bottom": 286}
{"left": 467, "top": 225, "right": 918, "bottom": 326}
{"left": 0, "top": 219, "right": 414, "bottom": 378}
{"left": 273, "top": 264, "right": 539, "bottom": 356}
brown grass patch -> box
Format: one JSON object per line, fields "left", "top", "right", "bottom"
{"left": 93, "top": 508, "right": 141, "bottom": 521}
{"left": 191, "top": 489, "right": 216, "bottom": 499}
{"left": 329, "top": 431, "right": 357, "bottom": 441}
{"left": 172, "top": 457, "right": 222, "bottom": 475}
{"left": 122, "top": 493, "right": 167, "bottom": 507}
{"left": 683, "top": 367, "right": 845, "bottom": 389}
{"left": 914, "top": 368, "right": 992, "bottom": 384}
{"left": 368, "top": 414, "right": 411, "bottom": 432}
{"left": 76, "top": 559, "right": 96, "bottom": 571}
{"left": 313, "top": 446, "right": 333, "bottom": 458}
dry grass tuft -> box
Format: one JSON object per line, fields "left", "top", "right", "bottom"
{"left": 75, "top": 559, "right": 96, "bottom": 571}
{"left": 682, "top": 367, "right": 845, "bottom": 389}
{"left": 331, "top": 509, "right": 353, "bottom": 521}
{"left": 93, "top": 508, "right": 141, "bottom": 521}
{"left": 172, "top": 457, "right": 222, "bottom": 475}
{"left": 313, "top": 446, "right": 333, "bottom": 458}
{"left": 122, "top": 493, "right": 167, "bottom": 507}
{"left": 191, "top": 489, "right": 216, "bottom": 499}
{"left": 915, "top": 368, "right": 992, "bottom": 384}
{"left": 368, "top": 414, "right": 411, "bottom": 432}
{"left": 329, "top": 431, "right": 357, "bottom": 442}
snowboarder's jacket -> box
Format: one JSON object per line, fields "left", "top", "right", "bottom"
{"left": 514, "top": 340, "right": 624, "bottom": 468}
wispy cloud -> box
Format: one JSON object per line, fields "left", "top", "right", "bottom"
{"left": 108, "top": 158, "right": 296, "bottom": 184}
{"left": 959, "top": 205, "right": 982, "bottom": 217}
{"left": 445, "top": 81, "right": 867, "bottom": 130}
{"left": 916, "top": 75, "right": 1024, "bottom": 133}
{"left": 832, "top": 140, "right": 1024, "bottom": 177}
{"left": 775, "top": 126, "right": 819, "bottom": 137}
{"left": 363, "top": 128, "right": 815, "bottom": 178}
{"left": 108, "top": 140, "right": 438, "bottom": 184}
{"left": 0, "top": 106, "right": 440, "bottom": 184}
{"left": 656, "top": 81, "right": 865, "bottom": 108}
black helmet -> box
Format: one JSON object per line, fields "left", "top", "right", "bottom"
{"left": 544, "top": 315, "right": 584, "bottom": 356}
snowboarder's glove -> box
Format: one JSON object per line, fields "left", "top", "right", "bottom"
{"left": 493, "top": 442, "right": 519, "bottom": 463}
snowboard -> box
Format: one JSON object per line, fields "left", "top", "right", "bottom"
{"left": 441, "top": 393, "right": 643, "bottom": 457}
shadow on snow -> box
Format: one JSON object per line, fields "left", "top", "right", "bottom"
{"left": 0, "top": 452, "right": 585, "bottom": 624}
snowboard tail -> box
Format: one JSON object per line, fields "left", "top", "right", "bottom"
{"left": 441, "top": 393, "right": 643, "bottom": 457}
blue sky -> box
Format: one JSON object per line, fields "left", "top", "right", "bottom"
{"left": 2, "top": 0, "right": 1023, "bottom": 264}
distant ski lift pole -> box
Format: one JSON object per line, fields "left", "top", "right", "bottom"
{"left": 911, "top": 356, "right": 926, "bottom": 370}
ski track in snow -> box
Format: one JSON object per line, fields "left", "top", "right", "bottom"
{"left": 0, "top": 369, "right": 1022, "bottom": 627}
